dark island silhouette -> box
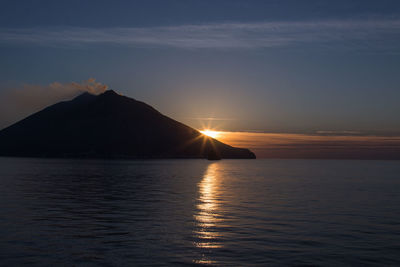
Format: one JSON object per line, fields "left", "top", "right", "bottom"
{"left": 0, "top": 90, "right": 256, "bottom": 159}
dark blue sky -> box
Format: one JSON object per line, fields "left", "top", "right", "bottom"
{"left": 1, "top": 0, "right": 400, "bottom": 134}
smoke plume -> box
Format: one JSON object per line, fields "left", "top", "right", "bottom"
{"left": 0, "top": 78, "right": 108, "bottom": 130}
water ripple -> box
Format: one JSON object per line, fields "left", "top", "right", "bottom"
{"left": 0, "top": 158, "right": 399, "bottom": 266}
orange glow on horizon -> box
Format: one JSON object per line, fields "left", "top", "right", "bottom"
{"left": 200, "top": 129, "right": 221, "bottom": 139}
{"left": 206, "top": 130, "right": 400, "bottom": 159}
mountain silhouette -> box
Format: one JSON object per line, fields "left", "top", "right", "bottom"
{"left": 0, "top": 90, "right": 256, "bottom": 159}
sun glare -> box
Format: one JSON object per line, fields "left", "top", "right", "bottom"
{"left": 200, "top": 130, "right": 220, "bottom": 139}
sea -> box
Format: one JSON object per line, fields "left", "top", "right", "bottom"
{"left": 0, "top": 157, "right": 399, "bottom": 266}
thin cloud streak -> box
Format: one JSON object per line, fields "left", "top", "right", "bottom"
{"left": 187, "top": 117, "right": 237, "bottom": 121}
{"left": 1, "top": 19, "right": 400, "bottom": 50}
{"left": 217, "top": 131, "right": 400, "bottom": 159}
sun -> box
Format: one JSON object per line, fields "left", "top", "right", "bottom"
{"left": 200, "top": 129, "right": 220, "bottom": 139}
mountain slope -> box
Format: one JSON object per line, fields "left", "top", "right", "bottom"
{"left": 0, "top": 90, "right": 256, "bottom": 159}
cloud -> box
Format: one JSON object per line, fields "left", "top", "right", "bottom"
{"left": 0, "top": 79, "right": 107, "bottom": 130}
{"left": 187, "top": 117, "right": 237, "bottom": 121}
{"left": 315, "top": 130, "right": 362, "bottom": 135}
{"left": 216, "top": 131, "right": 400, "bottom": 159}
{"left": 1, "top": 19, "right": 400, "bottom": 51}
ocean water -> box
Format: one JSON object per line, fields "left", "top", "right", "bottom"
{"left": 0, "top": 158, "right": 399, "bottom": 266}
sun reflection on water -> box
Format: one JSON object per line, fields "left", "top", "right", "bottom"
{"left": 194, "top": 162, "right": 223, "bottom": 251}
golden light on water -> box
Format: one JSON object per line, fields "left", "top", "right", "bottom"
{"left": 200, "top": 129, "right": 221, "bottom": 139}
{"left": 194, "top": 163, "right": 223, "bottom": 250}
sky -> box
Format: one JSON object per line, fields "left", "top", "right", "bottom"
{"left": 1, "top": 0, "right": 400, "bottom": 158}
